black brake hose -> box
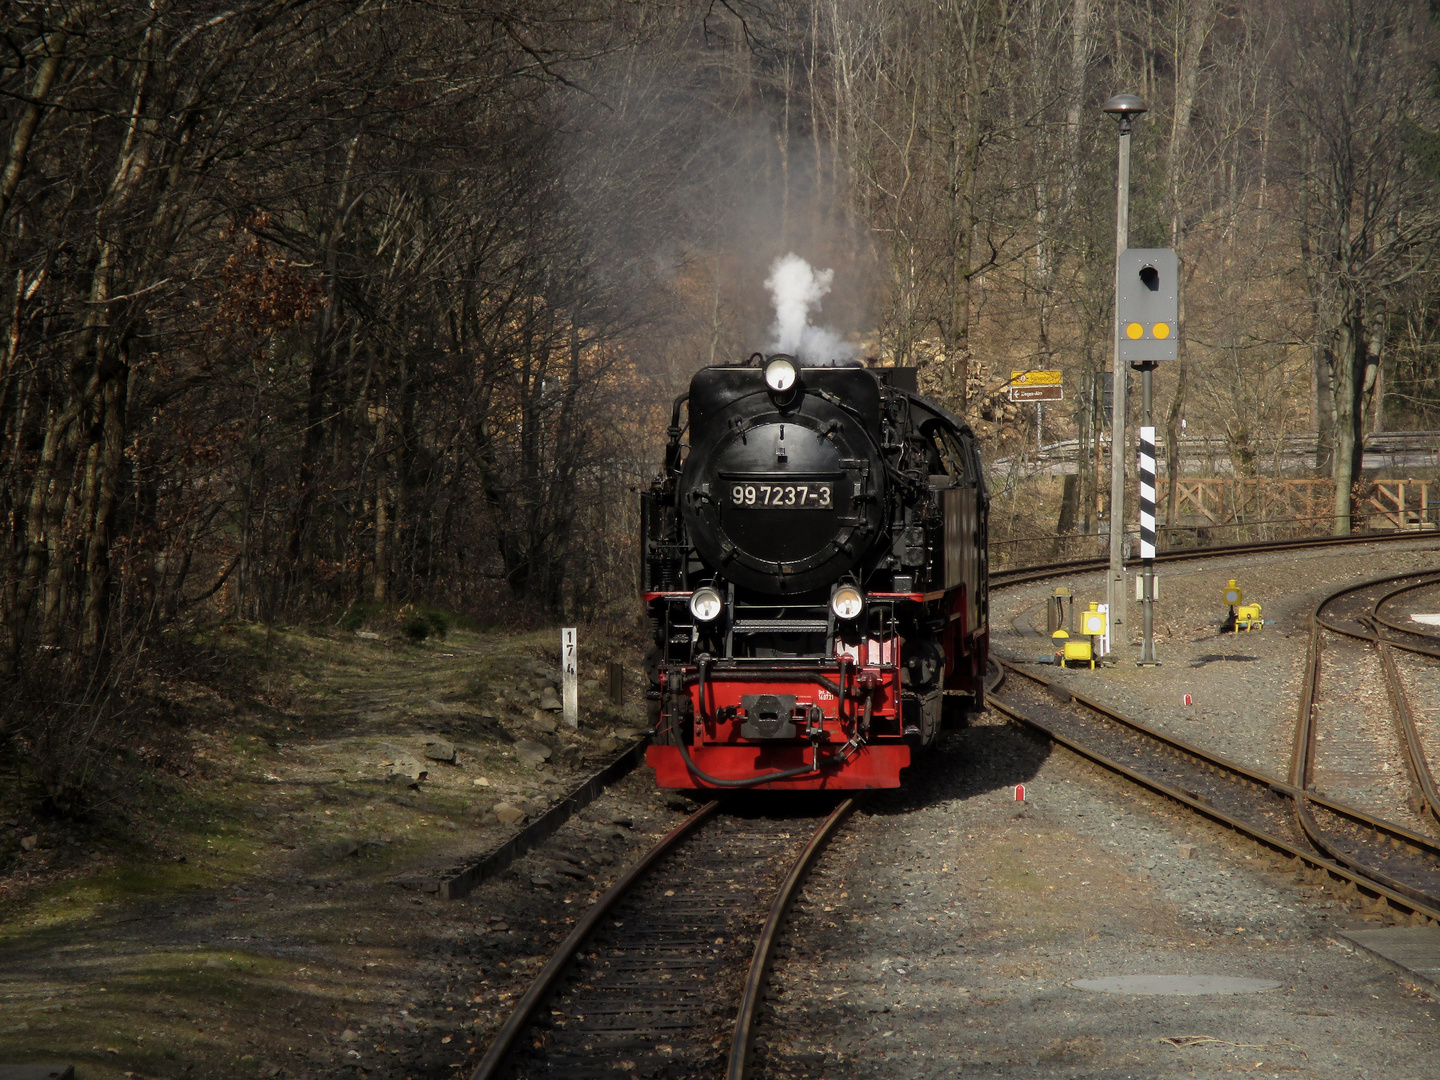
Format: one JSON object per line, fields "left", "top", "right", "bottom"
{"left": 675, "top": 658, "right": 843, "bottom": 788}
{"left": 675, "top": 734, "right": 839, "bottom": 788}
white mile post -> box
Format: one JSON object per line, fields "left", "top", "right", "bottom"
{"left": 562, "top": 627, "right": 578, "bottom": 729}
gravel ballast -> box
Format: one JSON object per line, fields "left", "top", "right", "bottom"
{"left": 749, "top": 539, "right": 1440, "bottom": 1078}
{"left": 753, "top": 712, "right": 1439, "bottom": 1078}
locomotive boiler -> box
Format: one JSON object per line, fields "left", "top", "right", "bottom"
{"left": 642, "top": 354, "right": 989, "bottom": 790}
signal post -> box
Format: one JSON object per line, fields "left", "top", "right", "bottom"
{"left": 1117, "top": 248, "right": 1178, "bottom": 665}
{"left": 1103, "top": 93, "right": 1178, "bottom": 668}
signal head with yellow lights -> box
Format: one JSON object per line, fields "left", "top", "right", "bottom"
{"left": 1117, "top": 249, "right": 1178, "bottom": 362}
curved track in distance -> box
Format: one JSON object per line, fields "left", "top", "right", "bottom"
{"left": 989, "top": 536, "right": 1440, "bottom": 924}
{"left": 1309, "top": 572, "right": 1440, "bottom": 836}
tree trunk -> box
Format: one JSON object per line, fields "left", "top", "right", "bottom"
{"left": 1331, "top": 312, "right": 1366, "bottom": 534}
{"left": 373, "top": 407, "right": 389, "bottom": 602}
{"left": 1164, "top": 355, "right": 1187, "bottom": 531}
{"left": 0, "top": 17, "right": 72, "bottom": 225}
{"left": 83, "top": 364, "right": 130, "bottom": 651}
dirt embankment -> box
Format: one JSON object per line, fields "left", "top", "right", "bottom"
{"left": 0, "top": 621, "right": 651, "bottom": 1079}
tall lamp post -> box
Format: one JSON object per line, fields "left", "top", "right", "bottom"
{"left": 1102, "top": 93, "right": 1147, "bottom": 657}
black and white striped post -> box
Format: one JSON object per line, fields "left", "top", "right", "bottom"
{"left": 1138, "top": 419, "right": 1159, "bottom": 664}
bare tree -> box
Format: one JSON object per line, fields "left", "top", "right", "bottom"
{"left": 1282, "top": 0, "right": 1440, "bottom": 531}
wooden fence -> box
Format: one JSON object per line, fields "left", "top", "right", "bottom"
{"left": 1163, "top": 477, "right": 1436, "bottom": 532}
{"left": 989, "top": 476, "right": 1436, "bottom": 570}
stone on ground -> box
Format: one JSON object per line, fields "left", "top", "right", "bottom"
{"left": 493, "top": 803, "right": 526, "bottom": 825}
{"left": 423, "top": 739, "right": 457, "bottom": 763}
{"left": 514, "top": 739, "right": 552, "bottom": 767}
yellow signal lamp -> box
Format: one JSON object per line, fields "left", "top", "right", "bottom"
{"left": 1223, "top": 579, "right": 1243, "bottom": 606}
{"left": 1081, "top": 603, "right": 1107, "bottom": 637}
{"left": 1126, "top": 322, "right": 1173, "bottom": 341}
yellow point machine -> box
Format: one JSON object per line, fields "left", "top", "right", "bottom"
{"left": 1222, "top": 578, "right": 1262, "bottom": 632}
{"left": 1056, "top": 603, "right": 1108, "bottom": 669}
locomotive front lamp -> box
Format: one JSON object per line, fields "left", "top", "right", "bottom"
{"left": 831, "top": 585, "right": 864, "bottom": 620}
{"left": 764, "top": 356, "right": 797, "bottom": 394}
{"left": 690, "top": 586, "right": 723, "bottom": 622}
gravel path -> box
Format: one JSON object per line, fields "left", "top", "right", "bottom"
{"left": 751, "top": 711, "right": 1440, "bottom": 1079}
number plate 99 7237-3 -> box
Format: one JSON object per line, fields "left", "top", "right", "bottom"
{"left": 729, "top": 483, "right": 833, "bottom": 509}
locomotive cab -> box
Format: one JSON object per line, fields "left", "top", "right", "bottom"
{"left": 642, "top": 356, "right": 988, "bottom": 791}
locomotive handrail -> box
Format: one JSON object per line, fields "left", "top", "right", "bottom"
{"left": 676, "top": 665, "right": 847, "bottom": 697}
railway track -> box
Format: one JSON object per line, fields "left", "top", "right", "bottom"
{"left": 472, "top": 795, "right": 857, "bottom": 1080}
{"left": 989, "top": 540, "right": 1440, "bottom": 924}
{"left": 1307, "top": 571, "right": 1440, "bottom": 838}
{"left": 473, "top": 536, "right": 1437, "bottom": 1079}
{"left": 988, "top": 659, "right": 1440, "bottom": 921}
{"left": 989, "top": 526, "right": 1434, "bottom": 588}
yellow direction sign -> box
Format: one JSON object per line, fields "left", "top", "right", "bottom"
{"left": 1009, "top": 370, "right": 1063, "bottom": 401}
{"left": 1011, "top": 369, "right": 1062, "bottom": 387}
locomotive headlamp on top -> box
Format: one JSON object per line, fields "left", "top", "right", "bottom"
{"left": 690, "top": 586, "right": 724, "bottom": 622}
{"left": 831, "top": 584, "right": 864, "bottom": 620}
{"left": 764, "top": 356, "right": 798, "bottom": 395}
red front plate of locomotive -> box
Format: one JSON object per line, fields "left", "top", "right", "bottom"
{"left": 647, "top": 663, "right": 910, "bottom": 790}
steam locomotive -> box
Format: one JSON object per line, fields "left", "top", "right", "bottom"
{"left": 642, "top": 354, "right": 989, "bottom": 790}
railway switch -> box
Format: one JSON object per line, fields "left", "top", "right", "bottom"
{"left": 1052, "top": 629, "right": 1094, "bottom": 669}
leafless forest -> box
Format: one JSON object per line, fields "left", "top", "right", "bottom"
{"left": 2, "top": 0, "right": 1438, "bottom": 805}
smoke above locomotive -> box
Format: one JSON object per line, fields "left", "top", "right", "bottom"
{"left": 764, "top": 254, "right": 857, "bottom": 365}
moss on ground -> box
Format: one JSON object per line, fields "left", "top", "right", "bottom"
{"left": 0, "top": 620, "right": 648, "bottom": 1077}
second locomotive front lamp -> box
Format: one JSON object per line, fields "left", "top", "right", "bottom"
{"left": 831, "top": 584, "right": 864, "bottom": 620}
{"left": 690, "top": 586, "right": 723, "bottom": 622}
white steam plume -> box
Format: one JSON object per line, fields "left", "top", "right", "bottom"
{"left": 764, "top": 253, "right": 856, "bottom": 364}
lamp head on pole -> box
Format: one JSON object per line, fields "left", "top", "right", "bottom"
{"left": 1102, "top": 93, "right": 1149, "bottom": 135}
